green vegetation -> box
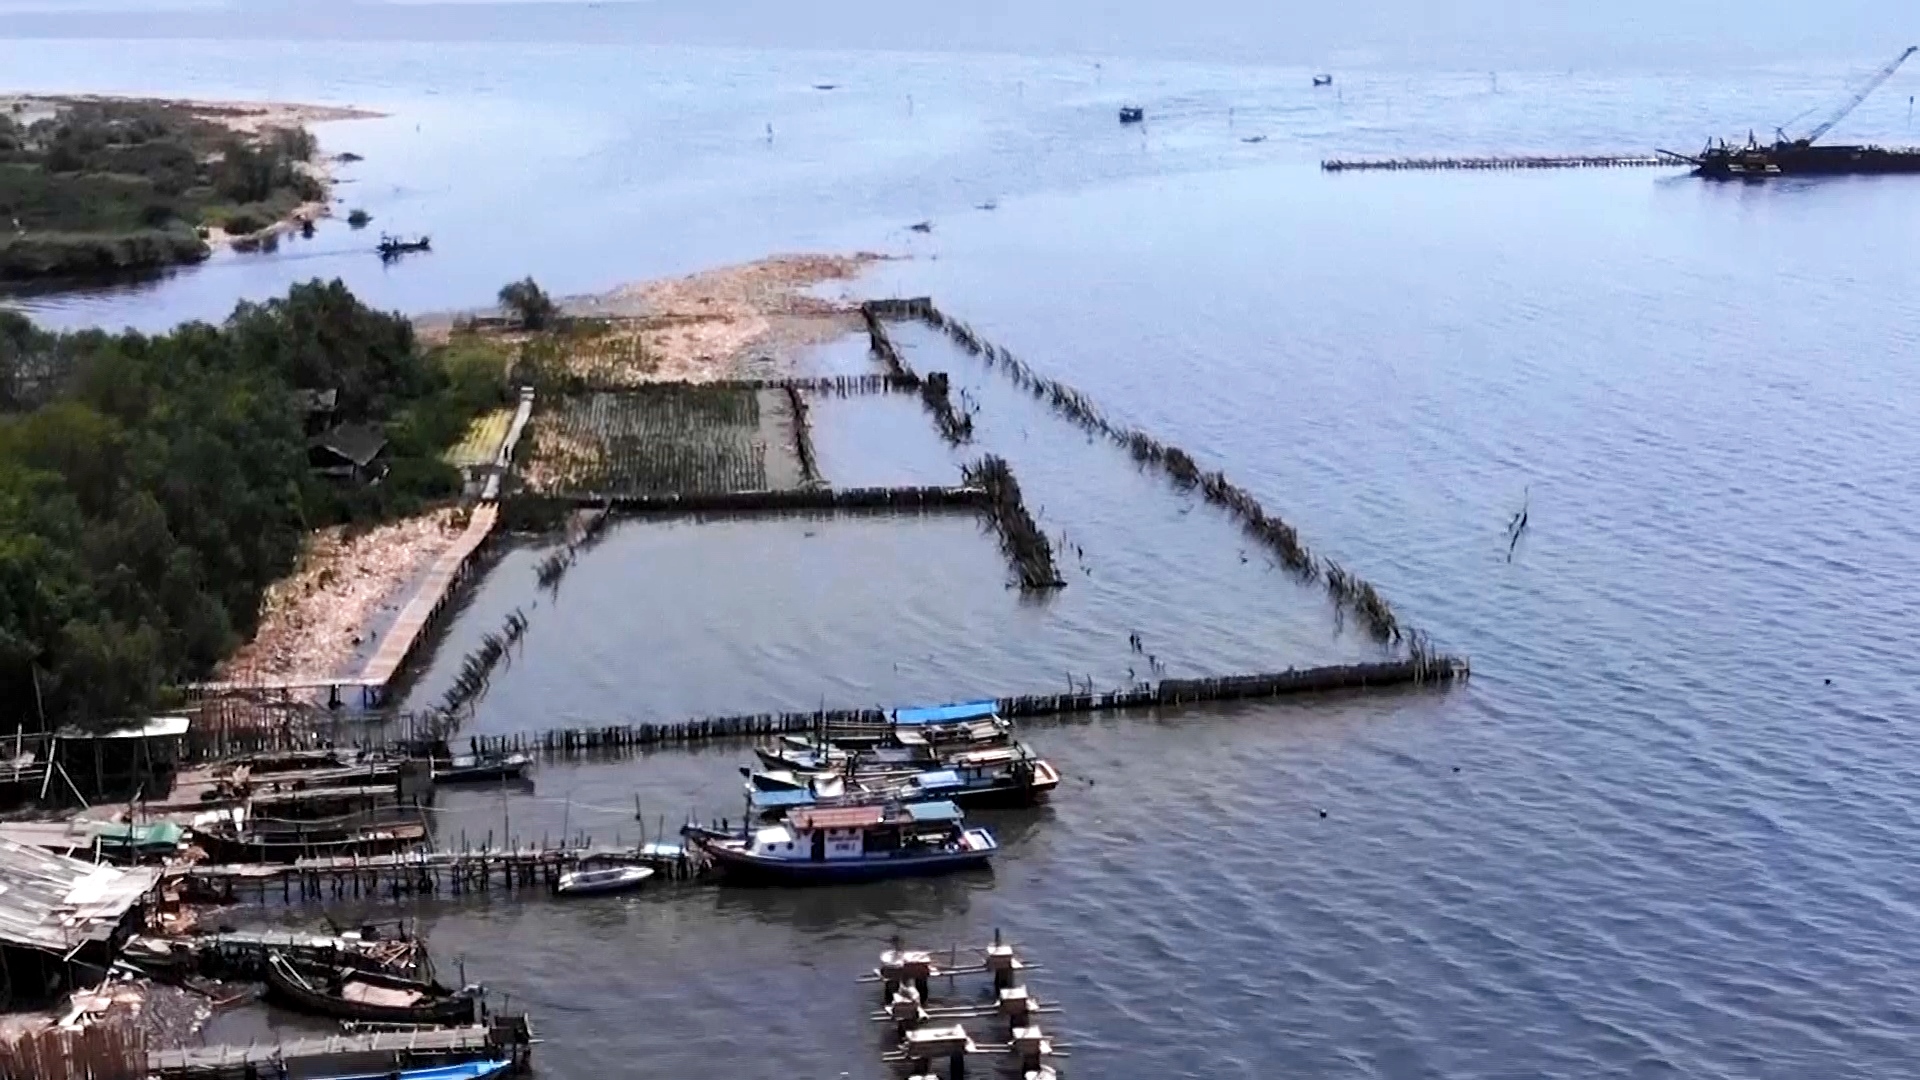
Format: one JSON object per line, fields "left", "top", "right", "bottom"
{"left": 0, "top": 99, "right": 323, "bottom": 282}
{"left": 498, "top": 276, "right": 558, "bottom": 330}
{"left": 0, "top": 280, "right": 510, "bottom": 729}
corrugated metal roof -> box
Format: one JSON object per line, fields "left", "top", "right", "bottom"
{"left": 892, "top": 700, "right": 999, "bottom": 726}
{"left": 0, "top": 836, "right": 159, "bottom": 953}
{"left": 56, "top": 715, "right": 191, "bottom": 740}
{"left": 903, "top": 801, "right": 964, "bottom": 823}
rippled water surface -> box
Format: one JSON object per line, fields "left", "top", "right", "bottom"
{"left": 10, "top": 15, "right": 1920, "bottom": 1080}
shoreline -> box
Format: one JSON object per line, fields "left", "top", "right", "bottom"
{"left": 2, "top": 92, "right": 385, "bottom": 252}
{"left": 235, "top": 253, "right": 890, "bottom": 686}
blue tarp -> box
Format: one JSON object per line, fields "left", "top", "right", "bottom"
{"left": 750, "top": 789, "right": 817, "bottom": 809}
{"left": 910, "top": 770, "right": 964, "bottom": 790}
{"left": 891, "top": 700, "right": 998, "bottom": 725}
{"left": 903, "top": 800, "right": 964, "bottom": 823}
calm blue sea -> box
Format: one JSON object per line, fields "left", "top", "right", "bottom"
{"left": 7, "top": 5, "right": 1920, "bottom": 1078}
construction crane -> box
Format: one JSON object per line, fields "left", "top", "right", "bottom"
{"left": 1789, "top": 45, "right": 1917, "bottom": 147}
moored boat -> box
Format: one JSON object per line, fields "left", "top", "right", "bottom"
{"left": 265, "top": 951, "right": 478, "bottom": 1025}
{"left": 686, "top": 801, "right": 997, "bottom": 884}
{"left": 554, "top": 864, "right": 655, "bottom": 896}
{"left": 433, "top": 751, "right": 532, "bottom": 784}
{"left": 326, "top": 1062, "right": 512, "bottom": 1080}
{"left": 193, "top": 821, "right": 428, "bottom": 864}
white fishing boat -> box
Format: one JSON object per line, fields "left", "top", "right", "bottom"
{"left": 553, "top": 864, "right": 655, "bottom": 897}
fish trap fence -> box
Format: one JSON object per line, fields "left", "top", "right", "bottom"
{"left": 461, "top": 657, "right": 1469, "bottom": 761}
{"left": 1322, "top": 154, "right": 1679, "bottom": 172}
{"left": 866, "top": 299, "right": 1426, "bottom": 650}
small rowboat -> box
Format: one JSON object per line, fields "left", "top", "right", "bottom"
{"left": 554, "top": 865, "right": 655, "bottom": 897}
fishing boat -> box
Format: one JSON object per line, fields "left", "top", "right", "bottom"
{"left": 433, "top": 751, "right": 532, "bottom": 784}
{"left": 1118, "top": 106, "right": 1145, "bottom": 123}
{"left": 553, "top": 864, "right": 655, "bottom": 896}
{"left": 264, "top": 952, "right": 479, "bottom": 1025}
{"left": 746, "top": 745, "right": 1059, "bottom": 817}
{"left": 1312, "top": 74, "right": 1333, "bottom": 86}
{"left": 377, "top": 234, "right": 431, "bottom": 260}
{"left": 326, "top": 1062, "right": 512, "bottom": 1080}
{"left": 756, "top": 701, "right": 1011, "bottom": 771}
{"left": 193, "top": 821, "right": 428, "bottom": 864}
{"left": 685, "top": 801, "right": 997, "bottom": 884}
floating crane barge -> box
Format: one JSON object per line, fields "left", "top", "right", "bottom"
{"left": 1668, "top": 46, "right": 1920, "bottom": 178}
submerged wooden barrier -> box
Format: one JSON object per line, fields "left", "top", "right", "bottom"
{"left": 560, "top": 484, "right": 989, "bottom": 513}
{"left": 862, "top": 305, "right": 921, "bottom": 382}
{"left": 464, "top": 655, "right": 1469, "bottom": 761}
{"left": 872, "top": 299, "right": 1418, "bottom": 647}
{"left": 787, "top": 384, "right": 823, "bottom": 484}
{"left": 577, "top": 374, "right": 919, "bottom": 395}
{"left": 1322, "top": 154, "right": 1679, "bottom": 172}
{"left": 964, "top": 454, "right": 1064, "bottom": 590}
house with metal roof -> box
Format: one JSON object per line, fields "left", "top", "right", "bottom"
{"left": 0, "top": 836, "right": 160, "bottom": 1008}
{"left": 308, "top": 422, "right": 390, "bottom": 481}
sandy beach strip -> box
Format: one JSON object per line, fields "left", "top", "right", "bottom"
{"left": 216, "top": 509, "right": 465, "bottom": 685}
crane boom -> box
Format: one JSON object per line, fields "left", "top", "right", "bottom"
{"left": 1801, "top": 45, "right": 1917, "bottom": 145}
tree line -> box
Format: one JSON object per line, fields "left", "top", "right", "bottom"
{"left": 0, "top": 279, "right": 506, "bottom": 729}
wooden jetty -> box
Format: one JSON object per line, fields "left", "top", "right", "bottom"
{"left": 1321, "top": 153, "right": 1682, "bottom": 172}
{"left": 462, "top": 656, "right": 1469, "bottom": 762}
{"left": 181, "top": 843, "right": 700, "bottom": 904}
{"left": 148, "top": 1014, "right": 533, "bottom": 1079}
{"left": 185, "top": 390, "right": 534, "bottom": 709}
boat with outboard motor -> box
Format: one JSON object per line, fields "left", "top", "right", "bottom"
{"left": 684, "top": 800, "right": 997, "bottom": 884}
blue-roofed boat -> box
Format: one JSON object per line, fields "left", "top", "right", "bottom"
{"left": 685, "top": 801, "right": 997, "bottom": 884}
{"left": 891, "top": 700, "right": 1001, "bottom": 725}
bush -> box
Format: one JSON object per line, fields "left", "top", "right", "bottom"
{"left": 498, "top": 277, "right": 558, "bottom": 331}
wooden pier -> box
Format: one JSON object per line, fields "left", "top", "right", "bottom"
{"left": 181, "top": 843, "right": 701, "bottom": 904}
{"left": 1322, "top": 153, "right": 1682, "bottom": 172}
{"left": 148, "top": 1015, "right": 533, "bottom": 1079}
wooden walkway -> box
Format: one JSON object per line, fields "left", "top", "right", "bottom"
{"left": 149, "top": 1016, "right": 531, "bottom": 1079}
{"left": 186, "top": 389, "right": 534, "bottom": 706}
{"left": 358, "top": 501, "right": 498, "bottom": 691}
{"left": 183, "top": 843, "right": 700, "bottom": 903}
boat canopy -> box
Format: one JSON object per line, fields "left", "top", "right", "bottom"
{"left": 750, "top": 788, "right": 817, "bottom": 810}
{"left": 910, "top": 770, "right": 964, "bottom": 791}
{"left": 792, "top": 805, "right": 888, "bottom": 830}
{"left": 892, "top": 700, "right": 999, "bottom": 725}
{"left": 903, "top": 801, "right": 964, "bottom": 823}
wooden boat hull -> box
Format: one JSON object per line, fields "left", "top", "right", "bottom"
{"left": 433, "top": 759, "right": 530, "bottom": 784}
{"left": 265, "top": 954, "right": 476, "bottom": 1026}
{"left": 689, "top": 828, "right": 997, "bottom": 885}
{"left": 195, "top": 823, "right": 427, "bottom": 864}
